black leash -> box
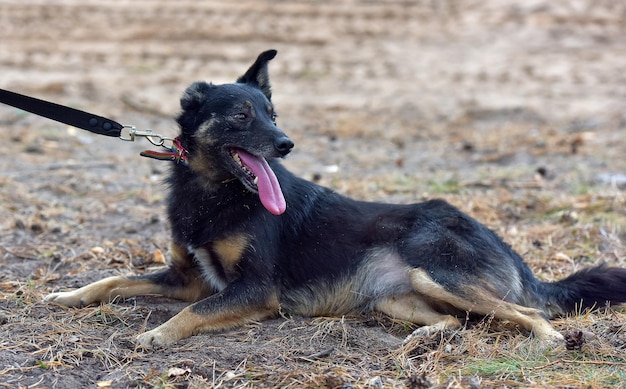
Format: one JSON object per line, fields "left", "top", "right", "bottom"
{"left": 0, "top": 87, "right": 188, "bottom": 164}
{"left": 0, "top": 88, "right": 123, "bottom": 137}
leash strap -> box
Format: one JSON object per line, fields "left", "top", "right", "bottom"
{"left": 0, "top": 87, "right": 189, "bottom": 164}
{"left": 0, "top": 88, "right": 123, "bottom": 137}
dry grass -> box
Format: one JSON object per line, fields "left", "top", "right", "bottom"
{"left": 1, "top": 142, "right": 625, "bottom": 387}
{"left": 1, "top": 111, "right": 625, "bottom": 389}
{"left": 1, "top": 108, "right": 625, "bottom": 388}
{"left": 2, "top": 291, "right": 625, "bottom": 388}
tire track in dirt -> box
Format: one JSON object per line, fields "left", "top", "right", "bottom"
{"left": 2, "top": 0, "right": 625, "bottom": 125}
{"left": 0, "top": 0, "right": 424, "bottom": 82}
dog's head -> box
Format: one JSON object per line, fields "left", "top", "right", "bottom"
{"left": 176, "top": 50, "right": 293, "bottom": 215}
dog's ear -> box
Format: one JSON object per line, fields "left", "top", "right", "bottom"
{"left": 236, "top": 50, "right": 277, "bottom": 100}
{"left": 180, "top": 81, "right": 211, "bottom": 112}
{"left": 178, "top": 81, "right": 212, "bottom": 133}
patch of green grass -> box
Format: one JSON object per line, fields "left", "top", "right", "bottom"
{"left": 427, "top": 177, "right": 462, "bottom": 194}
{"left": 461, "top": 357, "right": 524, "bottom": 380}
{"left": 457, "top": 354, "right": 626, "bottom": 388}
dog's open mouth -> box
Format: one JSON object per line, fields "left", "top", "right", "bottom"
{"left": 230, "top": 148, "right": 286, "bottom": 215}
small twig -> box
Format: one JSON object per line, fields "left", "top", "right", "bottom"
{"left": 0, "top": 246, "right": 40, "bottom": 261}
{"left": 140, "top": 310, "right": 152, "bottom": 333}
{"left": 297, "top": 347, "right": 334, "bottom": 362}
{"left": 562, "top": 359, "right": 626, "bottom": 367}
{"left": 525, "top": 359, "right": 626, "bottom": 371}
{"left": 523, "top": 360, "right": 563, "bottom": 371}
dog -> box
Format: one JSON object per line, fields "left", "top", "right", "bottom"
{"left": 45, "top": 50, "right": 626, "bottom": 348}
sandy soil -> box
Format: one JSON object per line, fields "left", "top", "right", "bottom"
{"left": 0, "top": 1, "right": 625, "bottom": 388}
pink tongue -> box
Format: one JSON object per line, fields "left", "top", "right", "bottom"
{"left": 236, "top": 149, "right": 286, "bottom": 215}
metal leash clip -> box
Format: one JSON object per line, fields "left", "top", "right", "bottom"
{"left": 119, "top": 125, "right": 174, "bottom": 147}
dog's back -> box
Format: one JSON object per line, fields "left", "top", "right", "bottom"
{"left": 45, "top": 50, "right": 626, "bottom": 348}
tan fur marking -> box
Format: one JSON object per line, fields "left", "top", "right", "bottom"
{"left": 136, "top": 307, "right": 209, "bottom": 347}
{"left": 44, "top": 276, "right": 164, "bottom": 307}
{"left": 213, "top": 234, "right": 249, "bottom": 271}
{"left": 168, "top": 242, "right": 193, "bottom": 268}
{"left": 289, "top": 280, "right": 361, "bottom": 316}
{"left": 375, "top": 292, "right": 461, "bottom": 329}
{"left": 136, "top": 293, "right": 280, "bottom": 347}
{"left": 188, "top": 153, "right": 221, "bottom": 183}
{"left": 166, "top": 243, "right": 214, "bottom": 301}
{"left": 409, "top": 268, "right": 563, "bottom": 340}
{"left": 45, "top": 243, "right": 214, "bottom": 306}
{"left": 166, "top": 277, "right": 214, "bottom": 303}
{"left": 187, "top": 120, "right": 224, "bottom": 182}
{"left": 45, "top": 273, "right": 209, "bottom": 306}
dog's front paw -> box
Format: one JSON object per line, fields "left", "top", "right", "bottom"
{"left": 136, "top": 306, "right": 203, "bottom": 348}
{"left": 44, "top": 290, "right": 86, "bottom": 307}
{"left": 136, "top": 325, "right": 182, "bottom": 349}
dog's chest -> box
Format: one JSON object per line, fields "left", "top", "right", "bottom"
{"left": 189, "top": 234, "right": 249, "bottom": 291}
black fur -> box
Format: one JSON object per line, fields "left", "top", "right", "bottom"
{"left": 45, "top": 50, "right": 626, "bottom": 347}
{"left": 539, "top": 265, "right": 626, "bottom": 316}
{"left": 168, "top": 50, "right": 626, "bottom": 323}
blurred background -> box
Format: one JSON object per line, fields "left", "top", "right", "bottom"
{"left": 1, "top": 0, "right": 624, "bottom": 189}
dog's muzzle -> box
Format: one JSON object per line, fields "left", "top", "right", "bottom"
{"left": 274, "top": 135, "right": 294, "bottom": 157}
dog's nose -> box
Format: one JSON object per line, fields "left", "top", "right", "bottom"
{"left": 275, "top": 136, "right": 294, "bottom": 156}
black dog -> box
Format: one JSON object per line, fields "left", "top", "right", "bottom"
{"left": 45, "top": 50, "right": 626, "bottom": 347}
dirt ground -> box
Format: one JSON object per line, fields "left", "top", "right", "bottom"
{"left": 0, "top": 0, "right": 625, "bottom": 388}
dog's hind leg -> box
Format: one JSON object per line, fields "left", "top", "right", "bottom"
{"left": 45, "top": 243, "right": 212, "bottom": 307}
{"left": 409, "top": 268, "right": 564, "bottom": 341}
{"left": 375, "top": 292, "right": 462, "bottom": 343}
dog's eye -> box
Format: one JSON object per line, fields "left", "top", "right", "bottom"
{"left": 271, "top": 112, "right": 278, "bottom": 123}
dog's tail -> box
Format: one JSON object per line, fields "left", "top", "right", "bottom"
{"left": 538, "top": 264, "right": 626, "bottom": 318}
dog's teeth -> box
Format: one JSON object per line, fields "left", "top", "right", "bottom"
{"left": 233, "top": 153, "right": 242, "bottom": 166}
{"left": 253, "top": 176, "right": 259, "bottom": 185}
